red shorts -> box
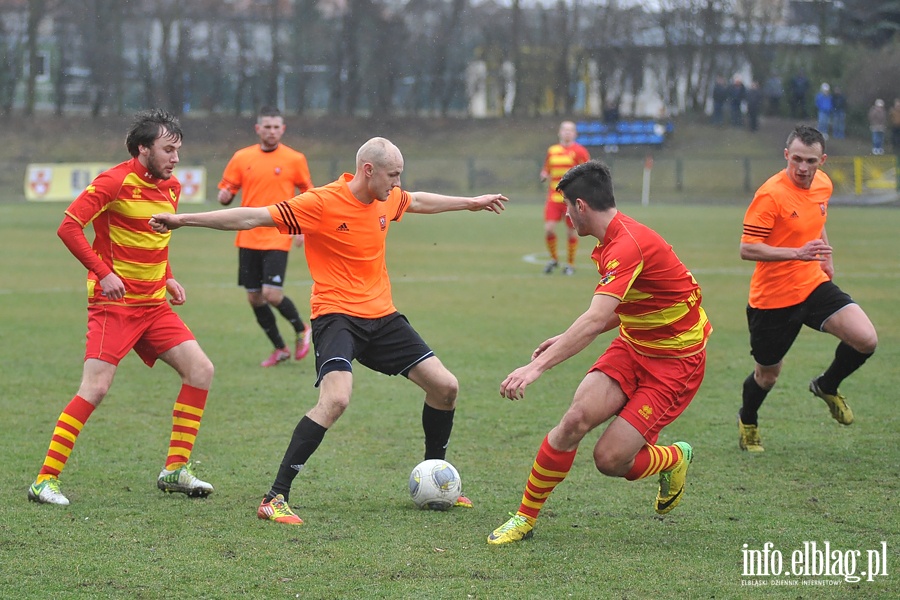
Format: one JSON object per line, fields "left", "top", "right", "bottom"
{"left": 544, "top": 200, "right": 573, "bottom": 227}
{"left": 591, "top": 337, "right": 706, "bottom": 444}
{"left": 85, "top": 303, "right": 195, "bottom": 367}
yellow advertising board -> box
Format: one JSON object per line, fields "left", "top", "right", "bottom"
{"left": 24, "top": 164, "right": 207, "bottom": 203}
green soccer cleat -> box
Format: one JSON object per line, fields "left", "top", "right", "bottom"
{"left": 809, "top": 377, "right": 854, "bottom": 425}
{"left": 738, "top": 415, "right": 764, "bottom": 453}
{"left": 487, "top": 513, "right": 535, "bottom": 545}
{"left": 28, "top": 478, "right": 70, "bottom": 506}
{"left": 655, "top": 441, "right": 693, "bottom": 515}
{"left": 157, "top": 462, "right": 214, "bottom": 497}
{"left": 257, "top": 494, "right": 303, "bottom": 525}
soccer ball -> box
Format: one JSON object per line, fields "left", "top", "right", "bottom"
{"left": 408, "top": 459, "right": 461, "bottom": 511}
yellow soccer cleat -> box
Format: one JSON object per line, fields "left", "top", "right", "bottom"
{"left": 655, "top": 441, "right": 693, "bottom": 515}
{"left": 809, "top": 377, "right": 853, "bottom": 425}
{"left": 487, "top": 513, "right": 535, "bottom": 545}
{"left": 738, "top": 415, "right": 764, "bottom": 453}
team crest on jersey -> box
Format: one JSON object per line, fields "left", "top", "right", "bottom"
{"left": 599, "top": 269, "right": 617, "bottom": 286}
{"left": 169, "top": 188, "right": 178, "bottom": 203}
{"left": 379, "top": 215, "right": 386, "bottom": 231}
{"left": 819, "top": 203, "right": 826, "bottom": 216}
{"left": 274, "top": 167, "right": 282, "bottom": 175}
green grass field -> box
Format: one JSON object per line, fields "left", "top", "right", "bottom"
{"left": 1, "top": 200, "right": 898, "bottom": 599}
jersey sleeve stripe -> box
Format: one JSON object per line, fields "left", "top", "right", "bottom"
{"left": 275, "top": 201, "right": 302, "bottom": 234}
{"left": 742, "top": 224, "right": 771, "bottom": 236}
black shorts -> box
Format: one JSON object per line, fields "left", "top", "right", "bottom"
{"left": 310, "top": 312, "right": 434, "bottom": 386}
{"left": 238, "top": 248, "right": 289, "bottom": 291}
{"left": 747, "top": 281, "right": 855, "bottom": 367}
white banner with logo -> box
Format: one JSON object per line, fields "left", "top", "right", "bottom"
{"left": 25, "top": 164, "right": 206, "bottom": 203}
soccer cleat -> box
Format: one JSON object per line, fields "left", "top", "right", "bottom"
{"left": 258, "top": 494, "right": 303, "bottom": 525}
{"left": 738, "top": 415, "right": 764, "bottom": 452}
{"left": 562, "top": 265, "right": 575, "bottom": 276}
{"left": 454, "top": 494, "right": 473, "bottom": 509}
{"left": 28, "top": 478, "right": 70, "bottom": 506}
{"left": 809, "top": 377, "right": 853, "bottom": 425}
{"left": 157, "top": 463, "right": 214, "bottom": 497}
{"left": 488, "top": 512, "right": 535, "bottom": 545}
{"left": 261, "top": 347, "right": 291, "bottom": 367}
{"left": 543, "top": 260, "right": 559, "bottom": 274}
{"left": 655, "top": 441, "right": 693, "bottom": 515}
{"left": 295, "top": 327, "right": 312, "bottom": 361}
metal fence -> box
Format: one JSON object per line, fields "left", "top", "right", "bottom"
{"left": 4, "top": 155, "right": 897, "bottom": 205}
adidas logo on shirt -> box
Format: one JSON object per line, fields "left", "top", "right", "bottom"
{"left": 789, "top": 211, "right": 800, "bottom": 218}
{"left": 336, "top": 223, "right": 350, "bottom": 232}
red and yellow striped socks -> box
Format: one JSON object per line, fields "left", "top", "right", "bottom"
{"left": 546, "top": 232, "right": 559, "bottom": 262}
{"left": 164, "top": 384, "right": 208, "bottom": 470}
{"left": 37, "top": 395, "right": 95, "bottom": 483}
{"left": 567, "top": 236, "right": 578, "bottom": 267}
{"left": 624, "top": 443, "right": 683, "bottom": 481}
{"left": 517, "top": 435, "right": 577, "bottom": 522}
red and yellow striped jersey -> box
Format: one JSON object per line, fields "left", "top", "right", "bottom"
{"left": 544, "top": 142, "right": 590, "bottom": 203}
{"left": 741, "top": 169, "right": 831, "bottom": 309}
{"left": 592, "top": 212, "right": 711, "bottom": 358}
{"left": 267, "top": 173, "right": 411, "bottom": 319}
{"left": 219, "top": 143, "right": 313, "bottom": 251}
{"left": 64, "top": 157, "right": 178, "bottom": 306}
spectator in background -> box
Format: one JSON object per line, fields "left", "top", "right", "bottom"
{"left": 815, "top": 83, "right": 832, "bottom": 138}
{"left": 746, "top": 81, "right": 763, "bottom": 132}
{"left": 729, "top": 77, "right": 746, "bottom": 127}
{"left": 764, "top": 74, "right": 784, "bottom": 116}
{"left": 889, "top": 98, "right": 900, "bottom": 153}
{"left": 830, "top": 87, "right": 846, "bottom": 139}
{"left": 603, "top": 97, "right": 620, "bottom": 125}
{"left": 711, "top": 76, "right": 728, "bottom": 125}
{"left": 868, "top": 99, "right": 886, "bottom": 155}
{"left": 790, "top": 71, "right": 810, "bottom": 119}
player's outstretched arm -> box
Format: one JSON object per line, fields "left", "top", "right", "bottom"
{"left": 150, "top": 206, "right": 275, "bottom": 233}
{"left": 407, "top": 192, "right": 508, "bottom": 215}
{"left": 500, "top": 294, "right": 619, "bottom": 400}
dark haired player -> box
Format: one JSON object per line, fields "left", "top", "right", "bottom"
{"left": 28, "top": 109, "right": 215, "bottom": 506}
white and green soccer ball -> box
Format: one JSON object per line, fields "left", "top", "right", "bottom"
{"left": 409, "top": 459, "right": 461, "bottom": 511}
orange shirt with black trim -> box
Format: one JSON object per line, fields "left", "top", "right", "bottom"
{"left": 64, "top": 157, "right": 178, "bottom": 306}
{"left": 591, "top": 212, "right": 711, "bottom": 358}
{"left": 267, "top": 173, "right": 412, "bottom": 319}
{"left": 219, "top": 143, "right": 313, "bottom": 251}
{"left": 741, "top": 169, "right": 831, "bottom": 309}
{"left": 544, "top": 142, "right": 590, "bottom": 203}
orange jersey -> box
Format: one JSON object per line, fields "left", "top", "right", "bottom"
{"left": 544, "top": 142, "right": 590, "bottom": 203}
{"left": 219, "top": 144, "right": 313, "bottom": 250}
{"left": 592, "top": 212, "right": 711, "bottom": 358}
{"left": 64, "top": 157, "right": 178, "bottom": 306}
{"left": 741, "top": 169, "right": 831, "bottom": 309}
{"left": 267, "top": 173, "right": 412, "bottom": 319}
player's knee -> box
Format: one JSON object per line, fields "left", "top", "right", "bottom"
{"left": 557, "top": 409, "right": 592, "bottom": 442}
{"left": 191, "top": 356, "right": 215, "bottom": 387}
{"left": 433, "top": 374, "right": 459, "bottom": 408}
{"left": 855, "top": 330, "right": 878, "bottom": 355}
{"left": 593, "top": 448, "right": 627, "bottom": 477}
{"left": 322, "top": 393, "right": 351, "bottom": 416}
